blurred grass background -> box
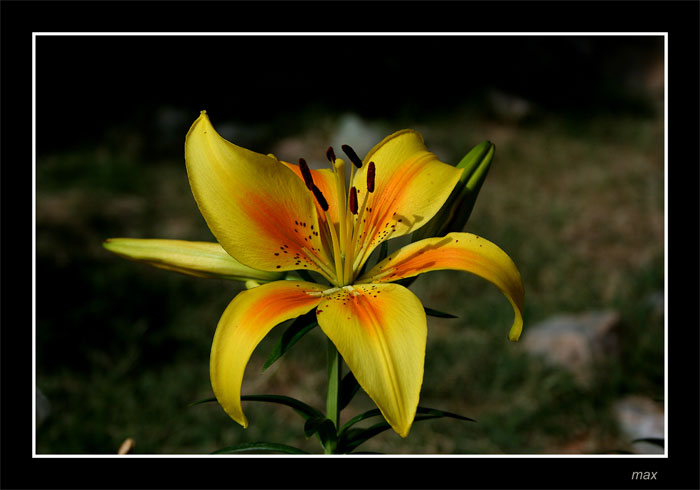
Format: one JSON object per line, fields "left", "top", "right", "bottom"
{"left": 35, "top": 34, "right": 664, "bottom": 454}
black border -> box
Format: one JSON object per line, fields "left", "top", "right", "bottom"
{"left": 4, "top": 1, "right": 699, "bottom": 489}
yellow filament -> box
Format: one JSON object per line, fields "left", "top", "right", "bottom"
{"left": 323, "top": 208, "right": 344, "bottom": 286}
{"left": 342, "top": 164, "right": 358, "bottom": 283}
{"left": 301, "top": 247, "right": 337, "bottom": 284}
{"left": 350, "top": 188, "right": 373, "bottom": 276}
{"left": 332, "top": 158, "right": 349, "bottom": 283}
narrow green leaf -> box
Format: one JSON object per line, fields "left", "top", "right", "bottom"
{"left": 188, "top": 396, "right": 217, "bottom": 407}
{"left": 424, "top": 306, "right": 459, "bottom": 318}
{"left": 337, "top": 406, "right": 474, "bottom": 453}
{"left": 415, "top": 406, "right": 475, "bottom": 422}
{"left": 339, "top": 408, "right": 382, "bottom": 436}
{"left": 339, "top": 428, "right": 366, "bottom": 441}
{"left": 338, "top": 371, "right": 361, "bottom": 411}
{"left": 190, "top": 394, "right": 323, "bottom": 429}
{"left": 304, "top": 416, "right": 338, "bottom": 452}
{"left": 212, "top": 442, "right": 308, "bottom": 454}
{"left": 337, "top": 420, "right": 390, "bottom": 453}
{"left": 303, "top": 416, "right": 327, "bottom": 437}
{"left": 263, "top": 311, "right": 318, "bottom": 371}
{"left": 241, "top": 394, "right": 324, "bottom": 421}
{"left": 339, "top": 405, "right": 473, "bottom": 437}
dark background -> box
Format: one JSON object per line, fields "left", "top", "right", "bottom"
{"left": 36, "top": 34, "right": 660, "bottom": 156}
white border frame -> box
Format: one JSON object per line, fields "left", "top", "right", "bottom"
{"left": 32, "top": 32, "right": 668, "bottom": 459}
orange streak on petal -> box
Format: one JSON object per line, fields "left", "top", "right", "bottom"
{"left": 315, "top": 284, "right": 426, "bottom": 437}
{"left": 238, "top": 191, "right": 332, "bottom": 273}
{"left": 352, "top": 145, "right": 462, "bottom": 270}
{"left": 239, "top": 284, "right": 323, "bottom": 327}
{"left": 185, "top": 113, "right": 325, "bottom": 273}
{"left": 358, "top": 232, "right": 524, "bottom": 341}
{"left": 360, "top": 154, "right": 427, "bottom": 249}
{"left": 210, "top": 280, "right": 325, "bottom": 428}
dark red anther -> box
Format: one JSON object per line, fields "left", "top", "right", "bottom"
{"left": 311, "top": 184, "right": 329, "bottom": 211}
{"left": 326, "top": 146, "right": 336, "bottom": 164}
{"left": 366, "top": 161, "right": 376, "bottom": 192}
{"left": 349, "top": 186, "right": 358, "bottom": 215}
{"left": 299, "top": 158, "right": 314, "bottom": 190}
{"left": 341, "top": 144, "right": 363, "bottom": 169}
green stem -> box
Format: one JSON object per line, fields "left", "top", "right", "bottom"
{"left": 325, "top": 339, "right": 341, "bottom": 454}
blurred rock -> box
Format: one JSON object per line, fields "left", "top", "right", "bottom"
{"left": 271, "top": 136, "right": 315, "bottom": 165}
{"left": 330, "top": 113, "right": 384, "bottom": 159}
{"left": 521, "top": 310, "right": 620, "bottom": 384}
{"left": 487, "top": 90, "right": 536, "bottom": 123}
{"left": 270, "top": 113, "right": 384, "bottom": 171}
{"left": 36, "top": 388, "right": 51, "bottom": 426}
{"left": 613, "top": 395, "right": 664, "bottom": 454}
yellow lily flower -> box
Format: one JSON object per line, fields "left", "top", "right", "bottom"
{"left": 107, "top": 111, "right": 524, "bottom": 438}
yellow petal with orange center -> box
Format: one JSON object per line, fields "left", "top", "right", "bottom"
{"left": 185, "top": 112, "right": 333, "bottom": 277}
{"left": 358, "top": 232, "right": 525, "bottom": 341}
{"left": 351, "top": 130, "right": 463, "bottom": 269}
{"left": 316, "top": 283, "right": 426, "bottom": 437}
{"left": 210, "top": 280, "right": 325, "bottom": 428}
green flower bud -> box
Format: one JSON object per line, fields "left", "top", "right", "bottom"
{"left": 412, "top": 140, "right": 495, "bottom": 241}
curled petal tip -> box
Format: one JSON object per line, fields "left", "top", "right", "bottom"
{"left": 508, "top": 320, "right": 523, "bottom": 342}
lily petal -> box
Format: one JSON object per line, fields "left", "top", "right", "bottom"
{"left": 351, "top": 130, "right": 463, "bottom": 269}
{"left": 358, "top": 232, "right": 524, "bottom": 341}
{"left": 210, "top": 280, "right": 325, "bottom": 427}
{"left": 185, "top": 112, "right": 333, "bottom": 276}
{"left": 102, "top": 238, "right": 285, "bottom": 282}
{"left": 316, "top": 283, "right": 426, "bottom": 437}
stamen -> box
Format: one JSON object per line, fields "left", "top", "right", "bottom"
{"left": 366, "top": 161, "right": 376, "bottom": 192}
{"left": 326, "top": 146, "right": 336, "bottom": 164}
{"left": 332, "top": 158, "right": 349, "bottom": 283}
{"left": 301, "top": 247, "right": 336, "bottom": 282}
{"left": 341, "top": 144, "right": 363, "bottom": 169}
{"left": 299, "top": 158, "right": 314, "bottom": 190}
{"left": 311, "top": 184, "right": 329, "bottom": 211}
{"left": 349, "top": 186, "right": 358, "bottom": 215}
{"left": 349, "top": 162, "right": 375, "bottom": 281}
